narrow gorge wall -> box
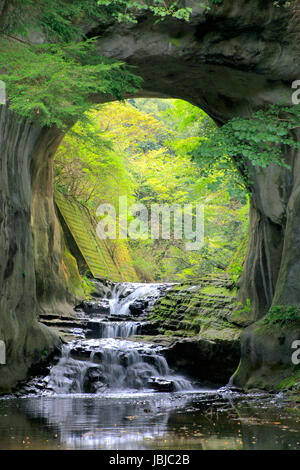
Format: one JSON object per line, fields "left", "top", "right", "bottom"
{"left": 0, "top": 106, "right": 61, "bottom": 392}
{"left": 1, "top": 0, "right": 300, "bottom": 391}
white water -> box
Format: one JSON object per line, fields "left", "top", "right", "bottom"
{"left": 108, "top": 282, "right": 166, "bottom": 316}
{"left": 96, "top": 321, "right": 142, "bottom": 338}
{"left": 47, "top": 283, "right": 193, "bottom": 394}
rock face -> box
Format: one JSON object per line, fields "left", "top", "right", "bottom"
{"left": 149, "top": 276, "right": 242, "bottom": 383}
{"left": 0, "top": 106, "right": 61, "bottom": 392}
{"left": 1, "top": 0, "right": 300, "bottom": 390}
{"left": 165, "top": 337, "right": 240, "bottom": 385}
{"left": 150, "top": 276, "right": 240, "bottom": 337}
{"left": 232, "top": 320, "right": 300, "bottom": 390}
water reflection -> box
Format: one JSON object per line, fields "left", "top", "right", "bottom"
{"left": 0, "top": 390, "right": 299, "bottom": 450}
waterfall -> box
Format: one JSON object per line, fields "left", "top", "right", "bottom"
{"left": 97, "top": 321, "right": 141, "bottom": 338}
{"left": 108, "top": 282, "right": 164, "bottom": 317}
{"left": 47, "top": 283, "right": 193, "bottom": 394}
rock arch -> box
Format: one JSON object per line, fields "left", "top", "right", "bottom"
{"left": 0, "top": 0, "right": 300, "bottom": 390}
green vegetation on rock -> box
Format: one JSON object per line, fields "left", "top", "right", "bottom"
{"left": 278, "top": 371, "right": 300, "bottom": 391}
{"left": 55, "top": 191, "right": 138, "bottom": 282}
{"left": 263, "top": 306, "right": 300, "bottom": 328}
{"left": 150, "top": 275, "right": 241, "bottom": 341}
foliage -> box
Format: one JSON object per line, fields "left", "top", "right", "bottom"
{"left": 55, "top": 98, "right": 249, "bottom": 282}
{"left": 1, "top": 0, "right": 297, "bottom": 140}
{"left": 1, "top": 0, "right": 109, "bottom": 40}
{"left": 263, "top": 305, "right": 300, "bottom": 327}
{"left": 191, "top": 105, "right": 300, "bottom": 192}
{"left": 0, "top": 1, "right": 141, "bottom": 128}
{"left": 0, "top": 38, "right": 140, "bottom": 128}
{"left": 273, "top": 1, "right": 292, "bottom": 7}
{"left": 1, "top": 0, "right": 297, "bottom": 286}
{"left": 0, "top": 0, "right": 230, "bottom": 129}
{"left": 0, "top": 0, "right": 212, "bottom": 40}
{"left": 95, "top": 100, "right": 168, "bottom": 155}
{"left": 233, "top": 298, "right": 251, "bottom": 317}
{"left": 55, "top": 109, "right": 133, "bottom": 206}
{"left": 96, "top": 0, "right": 195, "bottom": 23}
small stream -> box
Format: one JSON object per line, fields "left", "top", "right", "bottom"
{"left": 46, "top": 282, "right": 192, "bottom": 394}
{"left": 0, "top": 282, "right": 299, "bottom": 450}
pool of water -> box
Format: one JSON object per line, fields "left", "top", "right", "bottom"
{"left": 2, "top": 283, "right": 298, "bottom": 451}
{"left": 0, "top": 389, "right": 299, "bottom": 450}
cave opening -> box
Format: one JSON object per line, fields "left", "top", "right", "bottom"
{"left": 52, "top": 97, "right": 249, "bottom": 286}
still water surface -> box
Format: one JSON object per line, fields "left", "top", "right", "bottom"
{"left": 0, "top": 389, "right": 299, "bottom": 450}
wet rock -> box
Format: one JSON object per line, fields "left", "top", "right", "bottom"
{"left": 70, "top": 346, "right": 92, "bottom": 361}
{"left": 151, "top": 277, "right": 238, "bottom": 337}
{"left": 232, "top": 321, "right": 300, "bottom": 391}
{"left": 83, "top": 365, "right": 106, "bottom": 393}
{"left": 118, "top": 286, "right": 135, "bottom": 300}
{"left": 165, "top": 337, "right": 240, "bottom": 385}
{"left": 107, "top": 315, "right": 133, "bottom": 322}
{"left": 139, "top": 321, "right": 160, "bottom": 335}
{"left": 69, "top": 344, "right": 104, "bottom": 363}
{"left": 129, "top": 299, "right": 149, "bottom": 316}
{"left": 90, "top": 280, "right": 112, "bottom": 299}
{"left": 147, "top": 377, "right": 175, "bottom": 392}
{"left": 75, "top": 300, "right": 110, "bottom": 315}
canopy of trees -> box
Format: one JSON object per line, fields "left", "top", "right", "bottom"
{"left": 55, "top": 98, "right": 249, "bottom": 282}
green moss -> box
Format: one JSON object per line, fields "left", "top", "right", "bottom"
{"left": 286, "top": 407, "right": 300, "bottom": 416}
{"left": 81, "top": 275, "right": 96, "bottom": 299}
{"left": 263, "top": 305, "right": 300, "bottom": 328}
{"left": 278, "top": 370, "right": 300, "bottom": 391}
{"left": 163, "top": 329, "right": 197, "bottom": 338}
{"left": 232, "top": 359, "right": 242, "bottom": 379}
{"left": 56, "top": 191, "right": 138, "bottom": 282}
{"left": 201, "top": 286, "right": 233, "bottom": 297}
{"left": 150, "top": 276, "right": 241, "bottom": 340}
{"left": 168, "top": 37, "right": 182, "bottom": 47}
{"left": 62, "top": 248, "right": 84, "bottom": 297}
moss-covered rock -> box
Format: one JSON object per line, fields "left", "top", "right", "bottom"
{"left": 61, "top": 248, "right": 85, "bottom": 299}
{"left": 232, "top": 319, "right": 300, "bottom": 391}
{"left": 149, "top": 275, "right": 242, "bottom": 384}
{"left": 150, "top": 275, "right": 241, "bottom": 339}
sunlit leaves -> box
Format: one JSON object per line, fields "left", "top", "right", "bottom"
{"left": 191, "top": 105, "right": 300, "bottom": 185}
{"left": 55, "top": 98, "right": 249, "bottom": 282}
{"left": 0, "top": 39, "right": 141, "bottom": 128}
{"left": 55, "top": 110, "right": 134, "bottom": 206}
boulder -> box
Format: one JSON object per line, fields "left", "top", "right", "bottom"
{"left": 147, "top": 377, "right": 175, "bottom": 392}
{"left": 129, "top": 299, "right": 149, "bottom": 316}
{"left": 83, "top": 365, "right": 106, "bottom": 393}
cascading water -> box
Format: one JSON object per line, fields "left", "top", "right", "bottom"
{"left": 47, "top": 283, "right": 193, "bottom": 394}
{"left": 108, "top": 282, "right": 165, "bottom": 317}
{"left": 96, "top": 321, "right": 141, "bottom": 339}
